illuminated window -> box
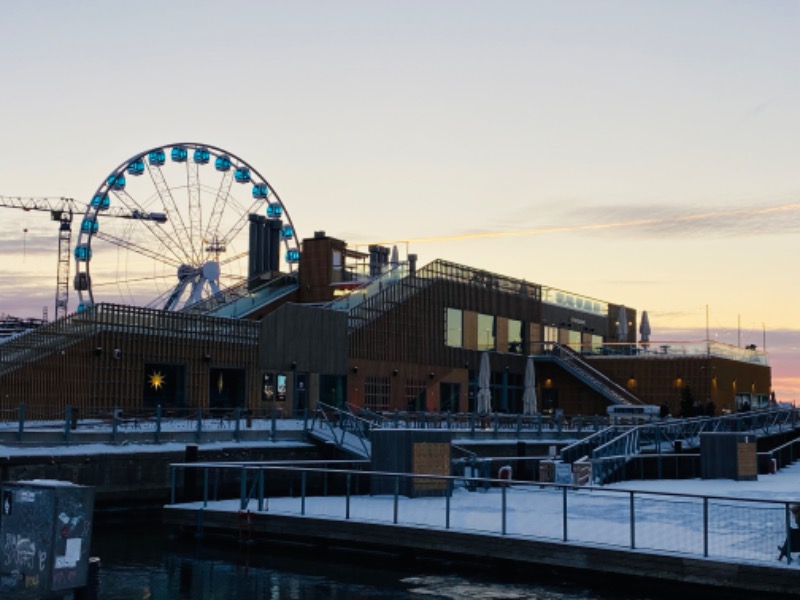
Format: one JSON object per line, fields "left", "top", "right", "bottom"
{"left": 445, "top": 308, "right": 463, "bottom": 348}
{"left": 508, "top": 319, "right": 523, "bottom": 354}
{"left": 478, "top": 313, "right": 495, "bottom": 351}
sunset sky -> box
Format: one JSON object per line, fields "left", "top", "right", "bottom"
{"left": 0, "top": 1, "right": 797, "bottom": 399}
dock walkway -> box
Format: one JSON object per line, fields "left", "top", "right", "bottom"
{"left": 163, "top": 463, "right": 800, "bottom": 597}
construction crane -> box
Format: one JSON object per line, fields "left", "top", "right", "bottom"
{"left": 0, "top": 196, "right": 167, "bottom": 321}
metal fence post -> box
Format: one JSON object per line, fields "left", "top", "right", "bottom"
{"left": 629, "top": 491, "right": 635, "bottom": 549}
{"left": 64, "top": 405, "right": 72, "bottom": 445}
{"left": 112, "top": 408, "right": 119, "bottom": 445}
{"left": 195, "top": 409, "right": 203, "bottom": 443}
{"left": 240, "top": 467, "right": 247, "bottom": 511}
{"left": 258, "top": 469, "right": 265, "bottom": 512}
{"left": 562, "top": 485, "right": 568, "bottom": 542}
{"left": 301, "top": 471, "right": 307, "bottom": 516}
{"left": 394, "top": 476, "right": 400, "bottom": 524}
{"left": 271, "top": 407, "right": 277, "bottom": 441}
{"left": 703, "top": 497, "right": 709, "bottom": 557}
{"left": 170, "top": 466, "right": 176, "bottom": 504}
{"left": 203, "top": 468, "right": 209, "bottom": 508}
{"left": 502, "top": 486, "right": 507, "bottom": 535}
{"left": 303, "top": 407, "right": 308, "bottom": 435}
{"left": 17, "top": 403, "right": 25, "bottom": 443}
{"left": 346, "top": 473, "right": 351, "bottom": 520}
{"left": 234, "top": 407, "right": 241, "bottom": 442}
{"left": 446, "top": 490, "right": 451, "bottom": 530}
{"left": 155, "top": 405, "right": 162, "bottom": 444}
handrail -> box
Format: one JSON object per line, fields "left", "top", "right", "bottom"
{"left": 167, "top": 461, "right": 800, "bottom": 570}
{"left": 308, "top": 402, "right": 374, "bottom": 457}
{"left": 549, "top": 343, "right": 644, "bottom": 405}
{"left": 560, "top": 426, "right": 623, "bottom": 463}
{"left": 181, "top": 271, "right": 299, "bottom": 316}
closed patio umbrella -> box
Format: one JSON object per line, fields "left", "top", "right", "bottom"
{"left": 522, "top": 355, "right": 537, "bottom": 415}
{"left": 639, "top": 310, "right": 651, "bottom": 343}
{"left": 476, "top": 351, "right": 492, "bottom": 416}
{"left": 617, "top": 306, "right": 629, "bottom": 342}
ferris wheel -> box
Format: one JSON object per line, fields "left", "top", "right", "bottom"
{"left": 73, "top": 143, "right": 300, "bottom": 312}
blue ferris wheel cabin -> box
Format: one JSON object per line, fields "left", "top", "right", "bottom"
{"left": 252, "top": 183, "right": 269, "bottom": 199}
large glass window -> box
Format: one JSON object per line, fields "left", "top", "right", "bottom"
{"left": 445, "top": 308, "right": 463, "bottom": 348}
{"left": 477, "top": 313, "right": 495, "bottom": 351}
{"left": 508, "top": 319, "right": 523, "bottom": 354}
{"left": 568, "top": 330, "right": 581, "bottom": 351}
{"left": 544, "top": 325, "right": 558, "bottom": 351}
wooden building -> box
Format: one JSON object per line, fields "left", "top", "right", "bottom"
{"left": 0, "top": 232, "right": 772, "bottom": 420}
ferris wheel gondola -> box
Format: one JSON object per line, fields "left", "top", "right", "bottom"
{"left": 73, "top": 143, "right": 300, "bottom": 312}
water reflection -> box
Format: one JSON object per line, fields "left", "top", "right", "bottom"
{"left": 90, "top": 526, "right": 645, "bottom": 600}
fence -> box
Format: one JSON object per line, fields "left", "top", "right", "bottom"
{"left": 0, "top": 404, "right": 303, "bottom": 445}
{"left": 168, "top": 462, "right": 800, "bottom": 566}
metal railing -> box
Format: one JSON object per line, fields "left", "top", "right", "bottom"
{"left": 307, "top": 402, "right": 374, "bottom": 457}
{"left": 0, "top": 404, "right": 296, "bottom": 445}
{"left": 545, "top": 343, "right": 644, "bottom": 405}
{"left": 167, "top": 462, "right": 800, "bottom": 566}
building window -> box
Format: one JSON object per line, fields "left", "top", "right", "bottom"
{"left": 544, "top": 325, "right": 558, "bottom": 351}
{"left": 365, "top": 376, "right": 390, "bottom": 411}
{"left": 331, "top": 249, "right": 342, "bottom": 282}
{"left": 445, "top": 308, "right": 463, "bottom": 348}
{"left": 404, "top": 380, "right": 427, "bottom": 411}
{"left": 478, "top": 313, "right": 495, "bottom": 351}
{"left": 568, "top": 330, "right": 581, "bottom": 351}
{"left": 508, "top": 319, "right": 523, "bottom": 354}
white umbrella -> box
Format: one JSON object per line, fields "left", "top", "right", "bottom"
{"left": 522, "top": 356, "right": 537, "bottom": 415}
{"left": 639, "top": 310, "right": 651, "bottom": 343}
{"left": 476, "top": 351, "right": 492, "bottom": 415}
{"left": 617, "top": 305, "right": 629, "bottom": 342}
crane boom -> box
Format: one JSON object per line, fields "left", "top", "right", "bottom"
{"left": 0, "top": 195, "right": 168, "bottom": 320}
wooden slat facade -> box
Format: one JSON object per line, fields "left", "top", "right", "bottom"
{"left": 0, "top": 304, "right": 260, "bottom": 415}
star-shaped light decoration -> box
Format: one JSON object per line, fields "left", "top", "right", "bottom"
{"left": 149, "top": 370, "right": 166, "bottom": 390}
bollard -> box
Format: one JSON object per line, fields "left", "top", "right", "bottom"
{"left": 74, "top": 557, "right": 101, "bottom": 600}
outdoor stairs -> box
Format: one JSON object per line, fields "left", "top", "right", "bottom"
{"left": 0, "top": 309, "right": 98, "bottom": 378}
{"left": 307, "top": 403, "right": 376, "bottom": 459}
{"left": 539, "top": 344, "right": 644, "bottom": 406}
{"left": 560, "top": 408, "right": 800, "bottom": 485}
{"left": 324, "top": 262, "right": 432, "bottom": 331}
{"left": 182, "top": 271, "right": 299, "bottom": 318}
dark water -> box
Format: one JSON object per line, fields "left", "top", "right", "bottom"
{"left": 89, "top": 526, "right": 656, "bottom": 600}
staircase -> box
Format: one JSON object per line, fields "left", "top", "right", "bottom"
{"left": 182, "top": 271, "right": 299, "bottom": 318}
{"left": 0, "top": 308, "right": 99, "bottom": 377}
{"left": 540, "top": 344, "right": 644, "bottom": 405}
